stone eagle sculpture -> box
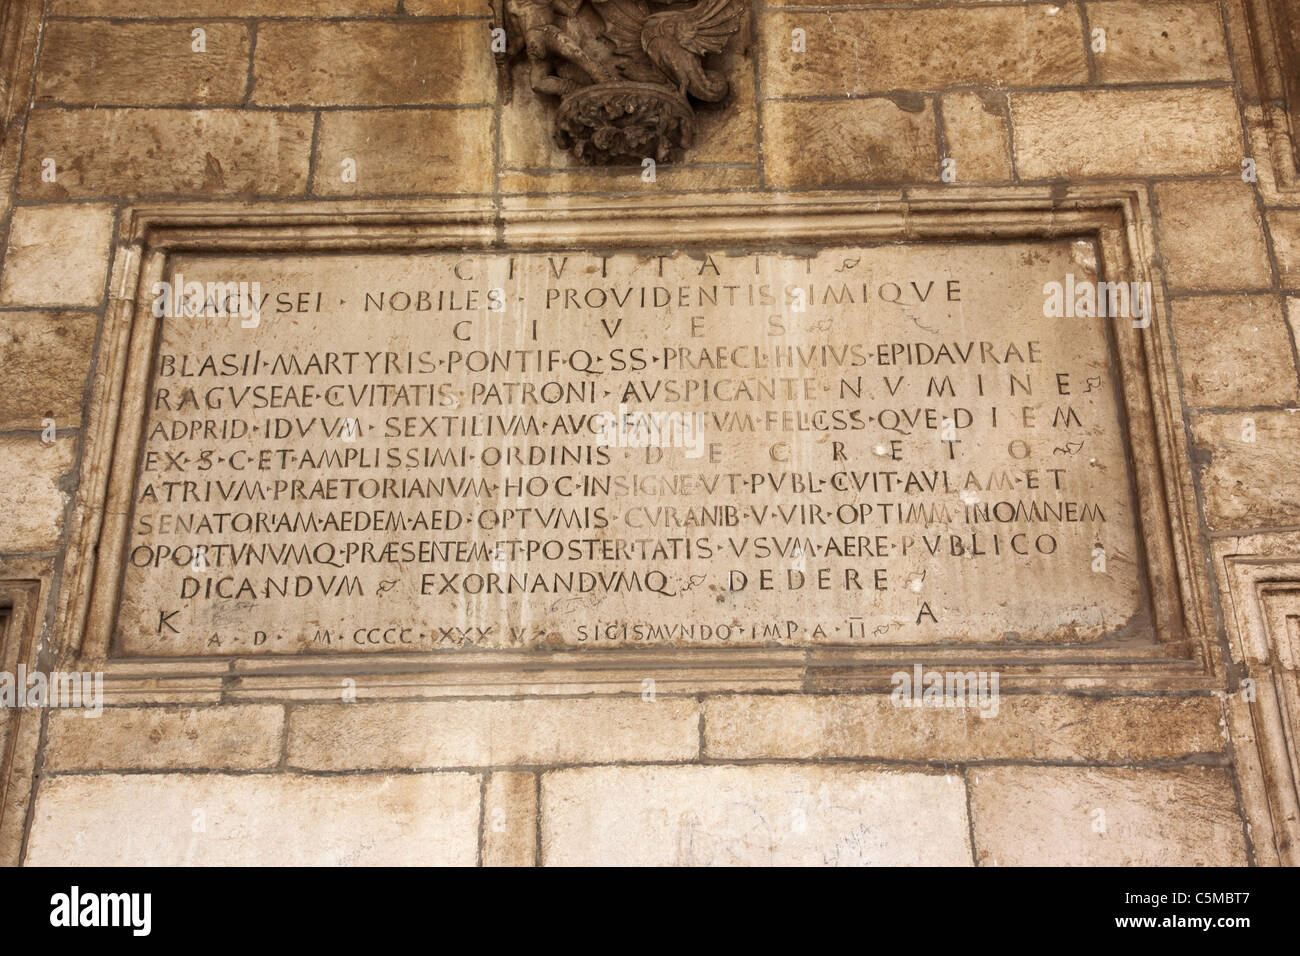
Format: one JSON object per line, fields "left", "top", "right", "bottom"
{"left": 494, "top": 0, "right": 747, "bottom": 165}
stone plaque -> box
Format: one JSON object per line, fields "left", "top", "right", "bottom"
{"left": 113, "top": 240, "right": 1145, "bottom": 655}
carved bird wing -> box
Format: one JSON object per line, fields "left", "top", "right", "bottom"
{"left": 599, "top": 0, "right": 653, "bottom": 55}
{"left": 659, "top": 0, "right": 745, "bottom": 55}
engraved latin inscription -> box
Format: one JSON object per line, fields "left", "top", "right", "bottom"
{"left": 114, "top": 241, "right": 1145, "bottom": 655}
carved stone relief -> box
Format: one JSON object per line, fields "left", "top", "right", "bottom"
{"left": 494, "top": 0, "right": 746, "bottom": 164}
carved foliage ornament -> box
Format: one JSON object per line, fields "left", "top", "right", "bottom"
{"left": 494, "top": 0, "right": 746, "bottom": 165}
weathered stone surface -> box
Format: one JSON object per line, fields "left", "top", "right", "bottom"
{"left": 704, "top": 694, "right": 1226, "bottom": 762}
{"left": 482, "top": 771, "right": 537, "bottom": 867}
{"left": 313, "top": 108, "right": 493, "bottom": 196}
{"left": 498, "top": 164, "right": 760, "bottom": 194}
{"left": 113, "top": 242, "right": 1142, "bottom": 654}
{"left": 764, "top": 98, "right": 937, "bottom": 188}
{"left": 541, "top": 765, "right": 973, "bottom": 866}
{"left": 1172, "top": 296, "right": 1300, "bottom": 407}
{"left": 406, "top": 0, "right": 490, "bottom": 13}
{"left": 0, "top": 437, "right": 76, "bottom": 552}
{"left": 0, "top": 311, "right": 96, "bottom": 429}
{"left": 499, "top": 59, "right": 566, "bottom": 171}
{"left": 1263, "top": 209, "right": 1300, "bottom": 283}
{"left": 21, "top": 109, "right": 312, "bottom": 198}
{"left": 287, "top": 698, "right": 699, "bottom": 768}
{"left": 761, "top": 7, "right": 1087, "bottom": 97}
{"left": 1012, "top": 90, "right": 1241, "bottom": 178}
{"left": 36, "top": 21, "right": 251, "bottom": 107}
{"left": 44, "top": 705, "right": 285, "bottom": 771}
{"left": 1288, "top": 298, "right": 1300, "bottom": 360}
{"left": 25, "top": 772, "right": 480, "bottom": 865}
{"left": 969, "top": 766, "right": 1248, "bottom": 865}
{"left": 685, "top": 54, "right": 757, "bottom": 165}
{"left": 1192, "top": 411, "right": 1300, "bottom": 530}
{"left": 1087, "top": 1, "right": 1231, "bottom": 83}
{"left": 940, "top": 91, "right": 1013, "bottom": 183}
{"left": 1155, "top": 181, "right": 1273, "bottom": 292}
{"left": 0, "top": 205, "right": 114, "bottom": 306}
{"left": 251, "top": 22, "right": 493, "bottom": 107}
{"left": 49, "top": 0, "right": 397, "bottom": 13}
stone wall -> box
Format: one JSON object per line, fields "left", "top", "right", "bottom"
{"left": 1, "top": 0, "right": 1297, "bottom": 865}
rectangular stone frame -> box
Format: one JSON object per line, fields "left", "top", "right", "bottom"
{"left": 1222, "top": 553, "right": 1300, "bottom": 865}
{"left": 0, "top": 562, "right": 52, "bottom": 866}
{"left": 0, "top": 0, "right": 42, "bottom": 220}
{"left": 1242, "top": 0, "right": 1300, "bottom": 194}
{"left": 52, "top": 188, "right": 1222, "bottom": 701}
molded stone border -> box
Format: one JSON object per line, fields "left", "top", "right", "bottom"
{"left": 1241, "top": 0, "right": 1300, "bottom": 198}
{"left": 51, "top": 188, "right": 1220, "bottom": 699}
{"left": 1222, "top": 552, "right": 1300, "bottom": 866}
{"left": 0, "top": 0, "right": 43, "bottom": 221}
{"left": 0, "top": 560, "right": 53, "bottom": 866}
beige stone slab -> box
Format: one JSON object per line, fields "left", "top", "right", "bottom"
{"left": 499, "top": 59, "right": 565, "bottom": 170}
{"left": 313, "top": 109, "right": 493, "bottom": 197}
{"left": 498, "top": 164, "right": 759, "bottom": 195}
{"left": 0, "top": 311, "right": 96, "bottom": 429}
{"left": 1012, "top": 89, "right": 1241, "bottom": 179}
{"left": 25, "top": 772, "right": 480, "bottom": 865}
{"left": 760, "top": 7, "right": 1087, "bottom": 97}
{"left": 704, "top": 694, "right": 1226, "bottom": 762}
{"left": 1288, "top": 298, "right": 1300, "bottom": 359}
{"left": 287, "top": 697, "right": 700, "bottom": 769}
{"left": 227, "top": 669, "right": 805, "bottom": 700}
{"left": 1171, "top": 296, "right": 1300, "bottom": 408}
{"left": 0, "top": 205, "right": 114, "bottom": 307}
{"left": 541, "top": 765, "right": 973, "bottom": 866}
{"left": 0, "top": 437, "right": 76, "bottom": 552}
{"left": 44, "top": 705, "right": 285, "bottom": 772}
{"left": 762, "top": 0, "right": 1034, "bottom": 5}
{"left": 113, "top": 242, "right": 1144, "bottom": 654}
{"left": 35, "top": 21, "right": 252, "bottom": 107}
{"left": 941, "top": 92, "right": 1013, "bottom": 183}
{"left": 1155, "top": 182, "right": 1273, "bottom": 292}
{"left": 1087, "top": 1, "right": 1231, "bottom": 83}
{"left": 20, "top": 109, "right": 312, "bottom": 198}
{"left": 98, "top": 680, "right": 225, "bottom": 705}
{"left": 1264, "top": 209, "right": 1300, "bottom": 286}
{"left": 406, "top": 0, "right": 491, "bottom": 13}
{"left": 969, "top": 765, "right": 1248, "bottom": 865}
{"left": 251, "top": 22, "right": 493, "bottom": 107}
{"left": 49, "top": 0, "right": 398, "bottom": 13}
{"left": 482, "top": 771, "right": 536, "bottom": 866}
{"left": 684, "top": 53, "right": 757, "bottom": 166}
{"left": 764, "top": 98, "right": 938, "bottom": 188}
{"left": 1192, "top": 411, "right": 1300, "bottom": 530}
